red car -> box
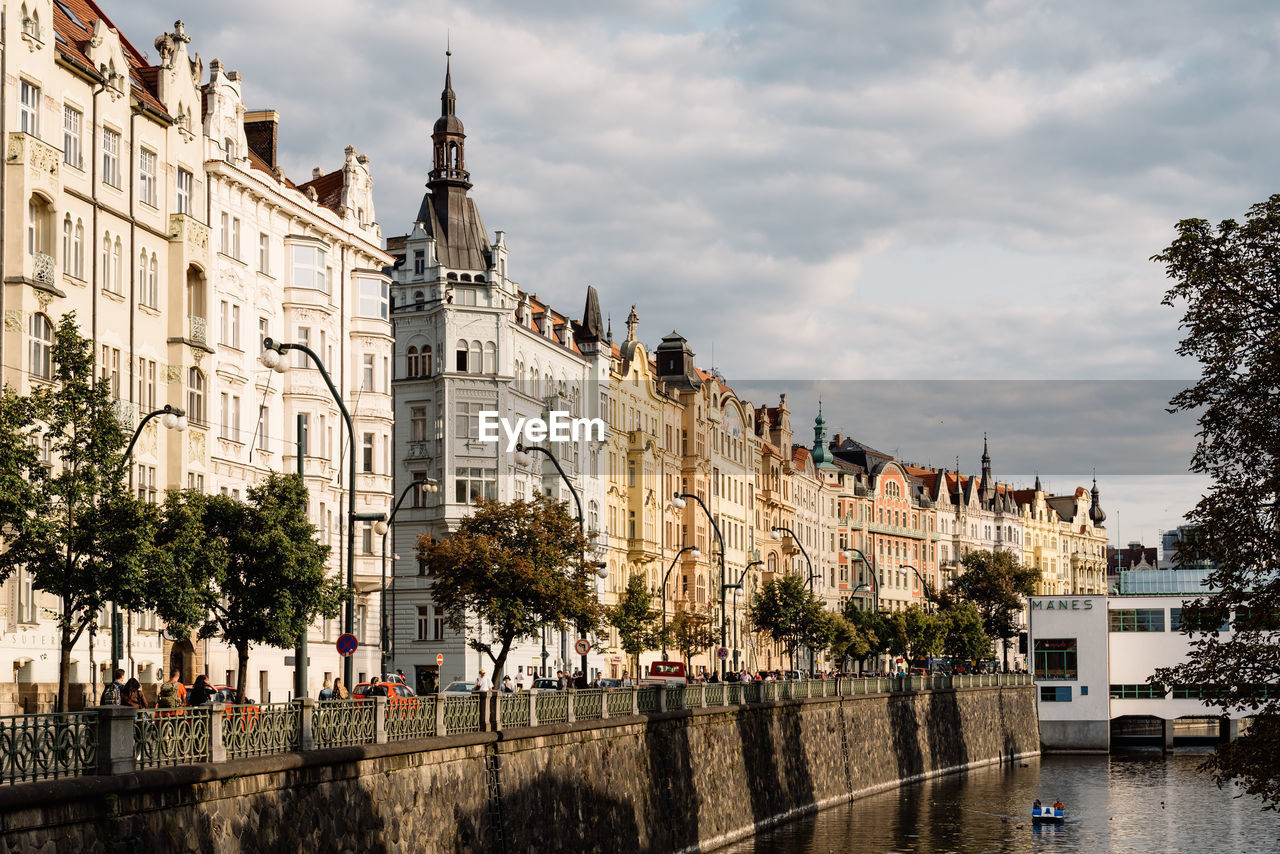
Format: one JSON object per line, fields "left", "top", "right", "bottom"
{"left": 352, "top": 681, "right": 416, "bottom": 704}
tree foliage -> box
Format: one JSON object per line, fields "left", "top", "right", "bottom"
{"left": 419, "top": 496, "right": 603, "bottom": 681}
{"left": 607, "top": 573, "right": 662, "bottom": 675}
{"left": 667, "top": 607, "right": 717, "bottom": 668}
{"left": 0, "top": 315, "right": 163, "bottom": 710}
{"left": 157, "top": 474, "right": 342, "bottom": 701}
{"left": 942, "top": 549, "right": 1037, "bottom": 667}
{"left": 1150, "top": 196, "right": 1280, "bottom": 809}
{"left": 748, "top": 574, "right": 826, "bottom": 670}
{"left": 883, "top": 605, "right": 944, "bottom": 662}
{"left": 938, "top": 600, "right": 992, "bottom": 663}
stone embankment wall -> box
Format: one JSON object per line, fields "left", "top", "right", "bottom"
{"left": 0, "top": 685, "right": 1037, "bottom": 853}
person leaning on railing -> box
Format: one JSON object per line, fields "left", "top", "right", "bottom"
{"left": 187, "top": 675, "right": 216, "bottom": 706}
{"left": 122, "top": 678, "right": 148, "bottom": 709}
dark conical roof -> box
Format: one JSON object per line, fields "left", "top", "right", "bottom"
{"left": 435, "top": 51, "right": 464, "bottom": 134}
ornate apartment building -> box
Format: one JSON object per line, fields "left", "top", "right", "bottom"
{"left": 386, "top": 57, "right": 610, "bottom": 693}
{"left": 0, "top": 3, "right": 390, "bottom": 709}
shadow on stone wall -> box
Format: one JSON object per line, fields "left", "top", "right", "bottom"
{"left": 925, "top": 691, "right": 969, "bottom": 771}
{"left": 734, "top": 703, "right": 816, "bottom": 831}
{"left": 640, "top": 716, "right": 702, "bottom": 852}
{"left": 889, "top": 695, "right": 926, "bottom": 781}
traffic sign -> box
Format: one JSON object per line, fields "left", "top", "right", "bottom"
{"left": 336, "top": 633, "right": 358, "bottom": 657}
{"left": 574, "top": 638, "right": 591, "bottom": 656}
{"left": 436, "top": 653, "right": 444, "bottom": 666}
{"left": 716, "top": 646, "right": 729, "bottom": 661}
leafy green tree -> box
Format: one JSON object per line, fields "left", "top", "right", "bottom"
{"left": 1149, "top": 196, "right": 1280, "bottom": 808}
{"left": 157, "top": 474, "right": 342, "bottom": 701}
{"left": 419, "top": 496, "right": 603, "bottom": 682}
{"left": 883, "top": 605, "right": 944, "bottom": 663}
{"left": 825, "top": 613, "right": 872, "bottom": 668}
{"left": 942, "top": 549, "right": 1038, "bottom": 669}
{"left": 841, "top": 603, "right": 889, "bottom": 672}
{"left": 0, "top": 315, "right": 163, "bottom": 711}
{"left": 938, "top": 600, "right": 991, "bottom": 663}
{"left": 748, "top": 574, "right": 825, "bottom": 671}
{"left": 667, "top": 607, "right": 717, "bottom": 670}
{"left": 607, "top": 573, "right": 663, "bottom": 677}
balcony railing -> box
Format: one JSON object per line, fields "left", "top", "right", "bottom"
{"left": 32, "top": 251, "right": 54, "bottom": 284}
{"left": 188, "top": 314, "right": 207, "bottom": 344}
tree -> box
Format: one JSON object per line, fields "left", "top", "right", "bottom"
{"left": 157, "top": 475, "right": 343, "bottom": 702}
{"left": 0, "top": 315, "right": 163, "bottom": 711}
{"left": 842, "top": 603, "right": 890, "bottom": 672}
{"left": 748, "top": 574, "right": 825, "bottom": 671}
{"left": 419, "top": 496, "right": 603, "bottom": 682}
{"left": 667, "top": 607, "right": 717, "bottom": 670}
{"left": 942, "top": 549, "right": 1038, "bottom": 669}
{"left": 607, "top": 573, "right": 662, "bottom": 677}
{"left": 938, "top": 600, "right": 992, "bottom": 663}
{"left": 1149, "top": 195, "right": 1280, "bottom": 808}
{"left": 825, "top": 613, "right": 871, "bottom": 669}
{"left": 882, "top": 606, "right": 944, "bottom": 664}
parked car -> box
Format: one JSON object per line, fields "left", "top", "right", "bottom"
{"left": 530, "top": 678, "right": 560, "bottom": 691}
{"left": 640, "top": 661, "right": 687, "bottom": 687}
{"left": 442, "top": 681, "right": 476, "bottom": 696}
{"left": 353, "top": 681, "right": 417, "bottom": 704}
{"left": 597, "top": 679, "right": 623, "bottom": 690}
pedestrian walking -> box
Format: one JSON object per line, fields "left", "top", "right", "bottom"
{"left": 100, "top": 668, "right": 125, "bottom": 705}
{"left": 187, "top": 675, "right": 215, "bottom": 705}
{"left": 122, "top": 678, "right": 148, "bottom": 709}
{"left": 475, "top": 669, "right": 494, "bottom": 692}
{"left": 332, "top": 678, "right": 350, "bottom": 700}
{"left": 319, "top": 678, "right": 334, "bottom": 701}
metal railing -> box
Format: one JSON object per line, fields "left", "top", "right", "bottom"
{"left": 222, "top": 703, "right": 301, "bottom": 760}
{"left": 0, "top": 711, "right": 98, "bottom": 784}
{"left": 313, "top": 700, "right": 375, "bottom": 749}
{"left": 0, "top": 675, "right": 1031, "bottom": 786}
{"left": 387, "top": 696, "right": 437, "bottom": 740}
{"left": 135, "top": 708, "right": 211, "bottom": 768}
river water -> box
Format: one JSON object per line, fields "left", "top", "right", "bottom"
{"left": 721, "top": 752, "right": 1280, "bottom": 854}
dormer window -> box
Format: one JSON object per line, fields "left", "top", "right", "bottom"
{"left": 22, "top": 6, "right": 41, "bottom": 42}
{"left": 224, "top": 137, "right": 237, "bottom": 161}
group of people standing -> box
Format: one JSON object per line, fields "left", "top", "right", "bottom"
{"left": 98, "top": 668, "right": 220, "bottom": 708}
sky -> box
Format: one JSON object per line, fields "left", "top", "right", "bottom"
{"left": 106, "top": 0, "right": 1277, "bottom": 548}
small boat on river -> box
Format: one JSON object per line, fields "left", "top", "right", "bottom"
{"left": 1031, "top": 803, "right": 1065, "bottom": 824}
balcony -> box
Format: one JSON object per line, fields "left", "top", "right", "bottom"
{"left": 405, "top": 441, "right": 434, "bottom": 461}
{"left": 6, "top": 133, "right": 60, "bottom": 193}
{"left": 867, "top": 520, "right": 929, "bottom": 541}
{"left": 168, "top": 214, "right": 210, "bottom": 254}
{"left": 32, "top": 252, "right": 54, "bottom": 285}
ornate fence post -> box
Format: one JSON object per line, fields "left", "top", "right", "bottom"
{"left": 657, "top": 684, "right": 668, "bottom": 713}
{"left": 566, "top": 690, "right": 576, "bottom": 724}
{"left": 600, "top": 690, "right": 610, "bottom": 720}
{"left": 436, "top": 691, "right": 447, "bottom": 736}
{"left": 630, "top": 686, "right": 639, "bottom": 716}
{"left": 95, "top": 706, "right": 138, "bottom": 776}
{"left": 528, "top": 690, "right": 538, "bottom": 727}
{"left": 373, "top": 696, "right": 389, "bottom": 744}
{"left": 298, "top": 698, "right": 317, "bottom": 751}
{"left": 490, "top": 692, "right": 503, "bottom": 732}
{"left": 208, "top": 703, "right": 227, "bottom": 763}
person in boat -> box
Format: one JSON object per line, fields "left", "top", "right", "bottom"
{"left": 1052, "top": 799, "right": 1065, "bottom": 813}
{"left": 1033, "top": 799, "right": 1043, "bottom": 813}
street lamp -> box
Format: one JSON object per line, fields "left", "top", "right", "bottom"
{"left": 261, "top": 337, "right": 361, "bottom": 689}
{"left": 661, "top": 546, "right": 700, "bottom": 660}
{"left": 117, "top": 404, "right": 187, "bottom": 674}
{"left": 898, "top": 563, "right": 939, "bottom": 607}
{"left": 771, "top": 525, "right": 819, "bottom": 673}
{"left": 843, "top": 547, "right": 879, "bottom": 613}
{"left": 729, "top": 558, "right": 763, "bottom": 671}
{"left": 673, "top": 491, "right": 728, "bottom": 677}
{"left": 374, "top": 478, "right": 439, "bottom": 676}
{"left": 514, "top": 442, "right": 603, "bottom": 679}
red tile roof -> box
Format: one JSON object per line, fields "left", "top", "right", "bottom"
{"left": 296, "top": 169, "right": 344, "bottom": 211}
{"left": 53, "top": 0, "right": 169, "bottom": 117}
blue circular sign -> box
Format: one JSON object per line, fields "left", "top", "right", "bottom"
{"left": 717, "top": 647, "right": 729, "bottom": 660}
{"left": 336, "top": 633, "right": 358, "bottom": 657}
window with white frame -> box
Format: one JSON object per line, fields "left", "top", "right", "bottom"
{"left": 177, "top": 168, "right": 192, "bottom": 214}
{"left": 258, "top": 233, "right": 269, "bottom": 274}
{"left": 137, "top": 464, "right": 157, "bottom": 503}
{"left": 220, "top": 393, "right": 241, "bottom": 442}
{"left": 357, "top": 277, "right": 389, "bottom": 320}
{"left": 137, "top": 357, "right": 156, "bottom": 409}
{"left": 102, "top": 128, "right": 120, "bottom": 188}
{"left": 28, "top": 313, "right": 52, "bottom": 380}
{"left": 362, "top": 432, "right": 374, "bottom": 473}
{"left": 361, "top": 353, "right": 374, "bottom": 390}
{"left": 63, "top": 105, "right": 81, "bottom": 167}
{"left": 19, "top": 80, "right": 39, "bottom": 136}
{"left": 411, "top": 405, "right": 428, "bottom": 442}
{"left": 231, "top": 217, "right": 241, "bottom": 260}
{"left": 143, "top": 254, "right": 158, "bottom": 307}
{"left": 139, "top": 149, "right": 157, "bottom": 206}
{"left": 290, "top": 244, "right": 328, "bottom": 292}
{"left": 295, "top": 327, "right": 310, "bottom": 368}
{"left": 187, "top": 368, "right": 206, "bottom": 425}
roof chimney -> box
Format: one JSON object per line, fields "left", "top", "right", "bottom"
{"left": 244, "top": 110, "right": 279, "bottom": 169}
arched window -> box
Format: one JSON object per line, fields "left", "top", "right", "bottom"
{"left": 455, "top": 339, "right": 468, "bottom": 372}
{"left": 187, "top": 368, "right": 205, "bottom": 425}
{"left": 137, "top": 251, "right": 147, "bottom": 297}
{"left": 73, "top": 220, "right": 83, "bottom": 278}
{"left": 101, "top": 233, "right": 111, "bottom": 291}
{"left": 469, "top": 340, "right": 482, "bottom": 374}
{"left": 474, "top": 274, "right": 485, "bottom": 282}
{"left": 28, "top": 313, "right": 52, "bottom": 380}
{"left": 406, "top": 346, "right": 419, "bottom": 378}
{"left": 588, "top": 501, "right": 600, "bottom": 539}
{"left": 62, "top": 215, "right": 72, "bottom": 270}
{"left": 27, "top": 196, "right": 52, "bottom": 257}
{"left": 111, "top": 238, "right": 122, "bottom": 294}
{"left": 422, "top": 344, "right": 432, "bottom": 376}
{"left": 460, "top": 273, "right": 471, "bottom": 282}
{"left": 767, "top": 553, "right": 777, "bottom": 574}
{"left": 482, "top": 341, "right": 495, "bottom": 374}
{"left": 413, "top": 290, "right": 424, "bottom": 310}
{"left": 146, "top": 254, "right": 158, "bottom": 307}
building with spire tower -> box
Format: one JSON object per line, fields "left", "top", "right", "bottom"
{"left": 385, "top": 52, "right": 611, "bottom": 692}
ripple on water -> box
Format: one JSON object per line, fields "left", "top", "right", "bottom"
{"left": 719, "top": 752, "right": 1280, "bottom": 854}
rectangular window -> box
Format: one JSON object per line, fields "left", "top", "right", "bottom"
{"left": 63, "top": 105, "right": 82, "bottom": 167}
{"left": 296, "top": 327, "right": 310, "bottom": 368}
{"left": 257, "top": 405, "right": 269, "bottom": 452}
{"left": 413, "top": 250, "right": 425, "bottom": 275}
{"left": 358, "top": 277, "right": 389, "bottom": 320}
{"left": 220, "top": 393, "right": 242, "bottom": 442}
{"left": 362, "top": 353, "right": 375, "bottom": 390}
{"left": 258, "top": 317, "right": 269, "bottom": 352}
{"left": 361, "top": 522, "right": 373, "bottom": 555}
{"left": 1108, "top": 608, "right": 1165, "bottom": 632}
{"left": 1169, "top": 607, "right": 1230, "bottom": 633}
{"left": 1039, "top": 686, "right": 1072, "bottom": 702}
{"left": 1171, "top": 685, "right": 1201, "bottom": 700}
{"left": 139, "top": 149, "right": 157, "bottom": 206}
{"left": 220, "top": 213, "right": 229, "bottom": 254}
{"left": 102, "top": 128, "right": 121, "bottom": 188}
{"left": 434, "top": 612, "right": 445, "bottom": 641}
{"left": 1110, "top": 683, "right": 1165, "bottom": 700}
{"left": 1033, "top": 639, "right": 1077, "bottom": 680}
{"left": 454, "top": 467, "right": 497, "bottom": 504}
{"left": 297, "top": 412, "right": 310, "bottom": 457}
{"left": 290, "top": 245, "right": 328, "bottom": 292}
{"left": 220, "top": 300, "right": 230, "bottom": 345}
{"left": 20, "top": 81, "right": 39, "bottom": 136}
{"left": 411, "top": 405, "right": 428, "bottom": 442}
{"left": 362, "top": 433, "right": 374, "bottom": 473}
{"left": 231, "top": 304, "right": 241, "bottom": 349}
{"left": 177, "top": 169, "right": 193, "bottom": 214}
{"left": 454, "top": 402, "right": 484, "bottom": 439}
{"left": 232, "top": 217, "right": 241, "bottom": 260}
{"left": 258, "top": 233, "right": 269, "bottom": 274}
{"left": 417, "top": 607, "right": 430, "bottom": 641}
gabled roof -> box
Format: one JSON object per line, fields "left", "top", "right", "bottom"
{"left": 53, "top": 0, "right": 169, "bottom": 117}
{"left": 296, "top": 170, "right": 344, "bottom": 211}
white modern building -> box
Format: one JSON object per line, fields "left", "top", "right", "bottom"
{"left": 1029, "top": 579, "right": 1246, "bottom": 752}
